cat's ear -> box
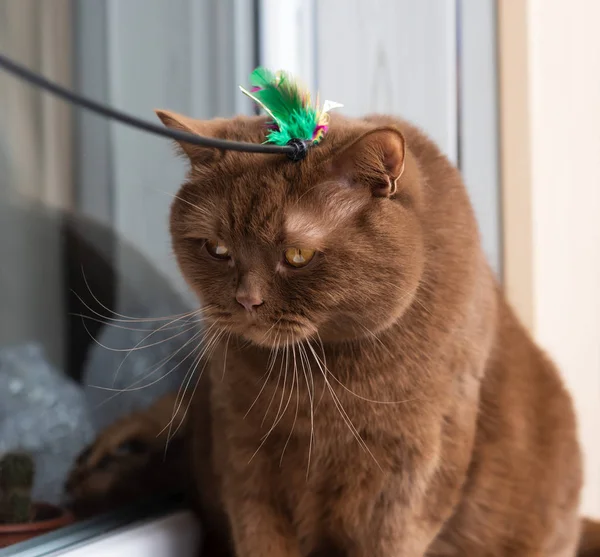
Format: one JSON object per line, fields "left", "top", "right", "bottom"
{"left": 332, "top": 128, "right": 406, "bottom": 198}
{"left": 155, "top": 109, "right": 224, "bottom": 164}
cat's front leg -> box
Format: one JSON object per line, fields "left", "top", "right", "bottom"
{"left": 358, "top": 505, "right": 443, "bottom": 557}
{"left": 341, "top": 493, "right": 453, "bottom": 557}
{"left": 336, "top": 430, "right": 467, "bottom": 557}
{"left": 224, "top": 497, "right": 301, "bottom": 557}
{"left": 219, "top": 443, "right": 300, "bottom": 557}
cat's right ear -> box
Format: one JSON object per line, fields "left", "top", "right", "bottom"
{"left": 331, "top": 127, "right": 406, "bottom": 198}
{"left": 155, "top": 109, "right": 223, "bottom": 164}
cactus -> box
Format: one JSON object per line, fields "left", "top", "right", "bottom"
{"left": 0, "top": 452, "right": 35, "bottom": 524}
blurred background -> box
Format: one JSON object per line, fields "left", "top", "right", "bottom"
{"left": 0, "top": 0, "right": 598, "bottom": 550}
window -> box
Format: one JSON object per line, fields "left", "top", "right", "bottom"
{"left": 0, "top": 0, "right": 500, "bottom": 553}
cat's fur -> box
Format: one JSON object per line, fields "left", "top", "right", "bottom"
{"left": 68, "top": 111, "right": 600, "bottom": 556}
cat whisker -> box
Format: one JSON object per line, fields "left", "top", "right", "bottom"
{"left": 314, "top": 332, "right": 329, "bottom": 410}
{"left": 258, "top": 317, "right": 283, "bottom": 345}
{"left": 313, "top": 332, "right": 417, "bottom": 405}
{"left": 160, "top": 321, "right": 221, "bottom": 436}
{"left": 90, "top": 326, "right": 204, "bottom": 395}
{"left": 260, "top": 334, "right": 286, "bottom": 427}
{"left": 266, "top": 339, "right": 291, "bottom": 431}
{"left": 353, "top": 321, "right": 393, "bottom": 356}
{"left": 304, "top": 341, "right": 316, "bottom": 408}
{"left": 245, "top": 332, "right": 280, "bottom": 419}
{"left": 221, "top": 331, "right": 232, "bottom": 382}
{"left": 271, "top": 339, "right": 297, "bottom": 430}
{"left": 80, "top": 319, "right": 198, "bottom": 355}
{"left": 140, "top": 325, "right": 208, "bottom": 384}
{"left": 161, "top": 323, "right": 225, "bottom": 453}
{"left": 71, "top": 313, "right": 196, "bottom": 333}
{"left": 166, "top": 327, "right": 228, "bottom": 449}
{"left": 72, "top": 287, "right": 208, "bottom": 327}
{"left": 80, "top": 267, "right": 208, "bottom": 323}
{"left": 263, "top": 330, "right": 280, "bottom": 378}
{"left": 298, "top": 342, "right": 315, "bottom": 479}
{"left": 249, "top": 336, "right": 293, "bottom": 463}
{"left": 108, "top": 313, "right": 204, "bottom": 387}
{"left": 307, "top": 341, "right": 383, "bottom": 471}
{"left": 83, "top": 322, "right": 200, "bottom": 391}
{"left": 257, "top": 333, "right": 281, "bottom": 388}
{"left": 280, "top": 336, "right": 300, "bottom": 466}
{"left": 160, "top": 346, "right": 205, "bottom": 447}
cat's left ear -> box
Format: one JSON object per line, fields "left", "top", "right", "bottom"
{"left": 155, "top": 109, "right": 225, "bottom": 164}
{"left": 332, "top": 127, "right": 406, "bottom": 198}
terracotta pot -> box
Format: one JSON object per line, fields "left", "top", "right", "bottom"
{"left": 0, "top": 502, "right": 75, "bottom": 548}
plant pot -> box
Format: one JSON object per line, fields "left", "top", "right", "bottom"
{"left": 0, "top": 502, "right": 75, "bottom": 548}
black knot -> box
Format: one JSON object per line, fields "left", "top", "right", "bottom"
{"left": 286, "top": 138, "right": 311, "bottom": 162}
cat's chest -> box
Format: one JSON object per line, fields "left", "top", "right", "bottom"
{"left": 210, "top": 344, "right": 411, "bottom": 465}
{"left": 213, "top": 346, "right": 378, "bottom": 429}
{"left": 270, "top": 430, "right": 395, "bottom": 556}
{"left": 208, "top": 345, "right": 427, "bottom": 551}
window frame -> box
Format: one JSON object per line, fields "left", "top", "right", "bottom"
{"left": 0, "top": 1, "right": 506, "bottom": 555}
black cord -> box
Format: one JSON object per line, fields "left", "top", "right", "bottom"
{"left": 0, "top": 52, "right": 310, "bottom": 160}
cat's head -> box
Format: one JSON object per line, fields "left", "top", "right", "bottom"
{"left": 158, "top": 110, "right": 425, "bottom": 347}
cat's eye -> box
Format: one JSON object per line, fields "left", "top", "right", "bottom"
{"left": 284, "top": 247, "right": 316, "bottom": 268}
{"left": 205, "top": 239, "right": 231, "bottom": 260}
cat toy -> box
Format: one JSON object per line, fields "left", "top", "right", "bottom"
{"left": 0, "top": 53, "right": 341, "bottom": 162}
{"left": 239, "top": 67, "right": 343, "bottom": 161}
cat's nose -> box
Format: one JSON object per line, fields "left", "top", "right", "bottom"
{"left": 235, "top": 292, "right": 264, "bottom": 312}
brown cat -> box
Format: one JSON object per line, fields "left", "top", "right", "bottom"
{"left": 68, "top": 111, "right": 600, "bottom": 556}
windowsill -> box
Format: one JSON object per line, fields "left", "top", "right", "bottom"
{"left": 52, "top": 511, "right": 201, "bottom": 557}
{"left": 0, "top": 494, "right": 201, "bottom": 557}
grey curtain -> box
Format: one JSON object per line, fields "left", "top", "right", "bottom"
{"left": 0, "top": 0, "right": 73, "bottom": 368}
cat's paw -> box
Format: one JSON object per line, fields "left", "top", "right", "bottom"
{"left": 66, "top": 394, "right": 186, "bottom": 517}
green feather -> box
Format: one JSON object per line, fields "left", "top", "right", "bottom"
{"left": 248, "top": 67, "right": 278, "bottom": 90}
{"left": 239, "top": 67, "right": 319, "bottom": 146}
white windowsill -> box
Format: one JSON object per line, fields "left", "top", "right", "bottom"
{"left": 52, "top": 511, "right": 201, "bottom": 557}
